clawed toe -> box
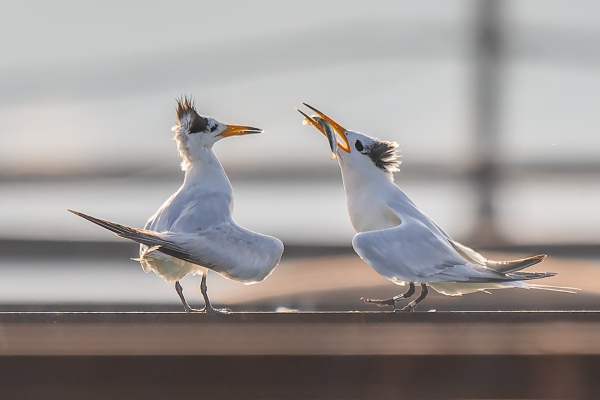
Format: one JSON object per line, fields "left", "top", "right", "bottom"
{"left": 184, "top": 306, "right": 231, "bottom": 314}
{"left": 206, "top": 307, "right": 231, "bottom": 315}
{"left": 361, "top": 297, "right": 395, "bottom": 308}
{"left": 184, "top": 307, "right": 204, "bottom": 313}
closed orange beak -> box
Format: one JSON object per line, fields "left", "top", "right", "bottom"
{"left": 217, "top": 124, "right": 263, "bottom": 138}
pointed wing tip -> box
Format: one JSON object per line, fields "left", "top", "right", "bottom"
{"left": 68, "top": 209, "right": 89, "bottom": 219}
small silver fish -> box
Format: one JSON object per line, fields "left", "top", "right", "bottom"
{"left": 314, "top": 116, "right": 337, "bottom": 159}
{"left": 298, "top": 108, "right": 339, "bottom": 160}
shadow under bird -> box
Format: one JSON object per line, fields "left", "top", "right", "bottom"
{"left": 298, "top": 103, "right": 577, "bottom": 311}
{"left": 70, "top": 97, "right": 284, "bottom": 313}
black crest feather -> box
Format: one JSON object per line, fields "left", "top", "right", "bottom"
{"left": 365, "top": 140, "right": 401, "bottom": 172}
{"left": 176, "top": 96, "right": 208, "bottom": 133}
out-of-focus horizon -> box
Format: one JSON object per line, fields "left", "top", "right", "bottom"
{"left": 2, "top": 0, "right": 600, "bottom": 247}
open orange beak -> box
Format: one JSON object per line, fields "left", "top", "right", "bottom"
{"left": 217, "top": 124, "right": 263, "bottom": 138}
{"left": 296, "top": 103, "right": 351, "bottom": 153}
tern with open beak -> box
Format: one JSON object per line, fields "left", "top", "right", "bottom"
{"left": 298, "top": 103, "right": 576, "bottom": 311}
{"left": 70, "top": 97, "right": 284, "bottom": 313}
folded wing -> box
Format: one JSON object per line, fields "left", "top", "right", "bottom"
{"left": 409, "top": 206, "right": 547, "bottom": 274}
{"left": 352, "top": 220, "right": 554, "bottom": 284}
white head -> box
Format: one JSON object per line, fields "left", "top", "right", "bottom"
{"left": 173, "top": 97, "right": 262, "bottom": 170}
{"left": 298, "top": 103, "right": 401, "bottom": 181}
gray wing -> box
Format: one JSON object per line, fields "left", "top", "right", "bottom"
{"left": 168, "top": 224, "right": 284, "bottom": 283}
{"left": 387, "top": 196, "right": 548, "bottom": 275}
{"left": 352, "top": 221, "right": 552, "bottom": 283}
{"left": 69, "top": 210, "right": 283, "bottom": 283}
{"left": 352, "top": 221, "right": 471, "bottom": 282}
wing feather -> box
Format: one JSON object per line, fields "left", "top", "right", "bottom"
{"left": 352, "top": 219, "right": 520, "bottom": 283}
{"left": 353, "top": 220, "right": 469, "bottom": 282}
{"left": 425, "top": 210, "right": 548, "bottom": 273}
{"left": 69, "top": 210, "right": 219, "bottom": 269}
{"left": 69, "top": 209, "right": 283, "bottom": 283}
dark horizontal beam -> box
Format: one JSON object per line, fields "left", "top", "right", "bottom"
{"left": 0, "top": 312, "right": 599, "bottom": 359}
{"left": 1, "top": 355, "right": 598, "bottom": 400}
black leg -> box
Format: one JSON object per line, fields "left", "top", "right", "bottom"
{"left": 401, "top": 283, "right": 428, "bottom": 312}
{"left": 361, "top": 282, "right": 416, "bottom": 310}
{"left": 200, "top": 273, "right": 231, "bottom": 315}
{"left": 199, "top": 274, "right": 210, "bottom": 310}
{"left": 175, "top": 281, "right": 198, "bottom": 313}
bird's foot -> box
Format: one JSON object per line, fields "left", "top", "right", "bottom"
{"left": 204, "top": 306, "right": 232, "bottom": 315}
{"left": 399, "top": 301, "right": 418, "bottom": 312}
{"left": 361, "top": 297, "right": 396, "bottom": 308}
{"left": 183, "top": 306, "right": 204, "bottom": 313}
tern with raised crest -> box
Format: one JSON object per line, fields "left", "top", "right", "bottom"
{"left": 298, "top": 103, "right": 576, "bottom": 311}
{"left": 70, "top": 97, "right": 284, "bottom": 313}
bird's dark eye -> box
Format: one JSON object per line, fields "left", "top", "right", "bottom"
{"left": 210, "top": 125, "right": 218, "bottom": 132}
{"left": 355, "top": 140, "right": 364, "bottom": 152}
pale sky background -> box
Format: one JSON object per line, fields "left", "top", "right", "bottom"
{"left": 0, "top": 0, "right": 599, "bottom": 244}
{"left": 1, "top": 0, "right": 599, "bottom": 174}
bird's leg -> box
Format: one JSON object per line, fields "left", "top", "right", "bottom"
{"left": 362, "top": 282, "right": 416, "bottom": 310}
{"left": 400, "top": 283, "right": 428, "bottom": 312}
{"left": 199, "top": 274, "right": 231, "bottom": 315}
{"left": 175, "top": 281, "right": 201, "bottom": 313}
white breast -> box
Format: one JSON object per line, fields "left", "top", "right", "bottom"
{"left": 346, "top": 192, "right": 401, "bottom": 233}
{"left": 340, "top": 159, "right": 405, "bottom": 233}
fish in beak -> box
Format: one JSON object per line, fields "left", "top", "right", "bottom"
{"left": 297, "top": 103, "right": 351, "bottom": 156}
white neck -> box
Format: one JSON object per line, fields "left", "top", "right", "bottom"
{"left": 339, "top": 159, "right": 411, "bottom": 233}
{"left": 182, "top": 146, "right": 232, "bottom": 194}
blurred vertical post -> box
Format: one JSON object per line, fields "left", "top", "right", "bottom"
{"left": 468, "top": 0, "right": 507, "bottom": 246}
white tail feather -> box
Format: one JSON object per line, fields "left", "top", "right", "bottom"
{"left": 525, "top": 284, "right": 580, "bottom": 294}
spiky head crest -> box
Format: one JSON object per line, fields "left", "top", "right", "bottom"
{"left": 364, "top": 140, "right": 402, "bottom": 173}
{"left": 176, "top": 96, "right": 208, "bottom": 134}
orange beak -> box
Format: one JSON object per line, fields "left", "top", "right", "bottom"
{"left": 296, "top": 103, "right": 351, "bottom": 153}
{"left": 217, "top": 124, "right": 263, "bottom": 138}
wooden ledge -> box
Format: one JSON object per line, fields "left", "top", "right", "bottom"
{"left": 0, "top": 310, "right": 599, "bottom": 324}
{"left": 0, "top": 311, "right": 599, "bottom": 356}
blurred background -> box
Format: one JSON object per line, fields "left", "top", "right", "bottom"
{"left": 0, "top": 0, "right": 599, "bottom": 311}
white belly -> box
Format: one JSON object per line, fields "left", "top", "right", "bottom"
{"left": 139, "top": 250, "right": 207, "bottom": 282}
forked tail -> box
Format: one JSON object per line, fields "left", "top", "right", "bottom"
{"left": 487, "top": 254, "right": 547, "bottom": 273}
{"left": 524, "top": 283, "right": 580, "bottom": 294}
{"left": 68, "top": 209, "right": 217, "bottom": 269}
